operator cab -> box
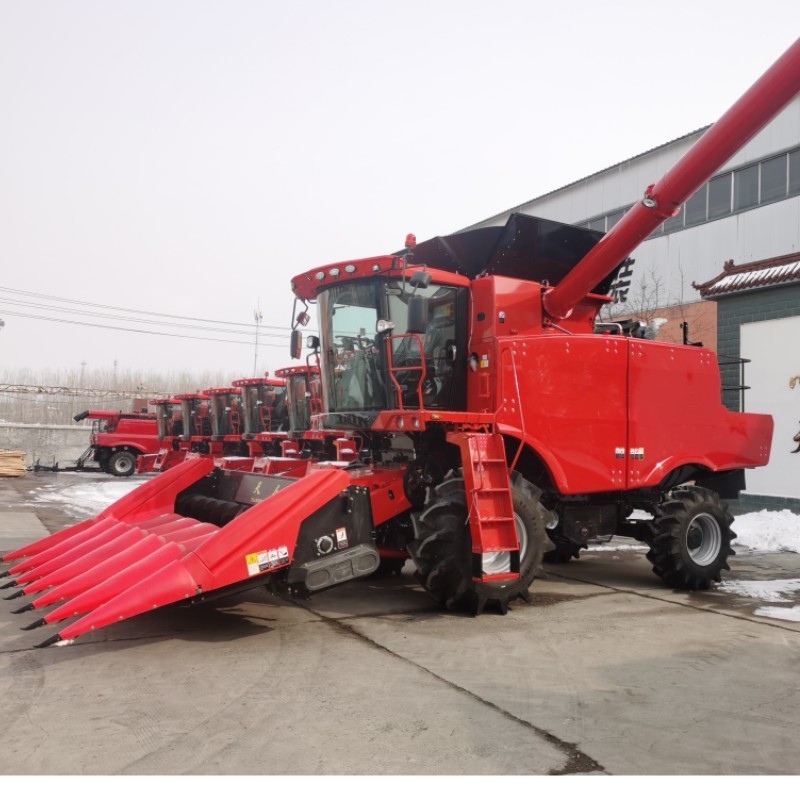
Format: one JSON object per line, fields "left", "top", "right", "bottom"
{"left": 315, "top": 275, "right": 468, "bottom": 428}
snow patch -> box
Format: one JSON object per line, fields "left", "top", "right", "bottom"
{"left": 29, "top": 476, "right": 149, "bottom": 517}
{"left": 717, "top": 578, "right": 800, "bottom": 602}
{"left": 754, "top": 606, "right": 800, "bottom": 622}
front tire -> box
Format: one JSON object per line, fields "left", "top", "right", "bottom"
{"left": 108, "top": 450, "right": 137, "bottom": 477}
{"left": 408, "top": 470, "right": 548, "bottom": 614}
{"left": 646, "top": 485, "right": 735, "bottom": 590}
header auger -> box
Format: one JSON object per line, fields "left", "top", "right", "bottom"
{"left": 4, "top": 37, "right": 799, "bottom": 646}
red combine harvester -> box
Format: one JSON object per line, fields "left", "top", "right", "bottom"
{"left": 272, "top": 364, "right": 361, "bottom": 463}
{"left": 139, "top": 392, "right": 211, "bottom": 474}
{"left": 138, "top": 396, "right": 185, "bottom": 473}
{"left": 232, "top": 375, "right": 289, "bottom": 460}
{"left": 3, "top": 38, "right": 798, "bottom": 646}
{"left": 73, "top": 409, "right": 159, "bottom": 477}
{"left": 141, "top": 377, "right": 290, "bottom": 474}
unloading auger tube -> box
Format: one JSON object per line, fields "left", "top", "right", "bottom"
{"left": 543, "top": 36, "right": 800, "bottom": 321}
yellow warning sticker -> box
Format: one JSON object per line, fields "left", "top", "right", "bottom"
{"left": 245, "top": 553, "right": 260, "bottom": 576}
{"left": 245, "top": 550, "right": 269, "bottom": 576}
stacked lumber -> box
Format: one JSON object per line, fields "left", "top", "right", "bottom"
{"left": 0, "top": 450, "right": 27, "bottom": 477}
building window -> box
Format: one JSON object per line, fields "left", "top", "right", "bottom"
{"left": 575, "top": 145, "right": 800, "bottom": 236}
{"left": 708, "top": 173, "right": 732, "bottom": 219}
{"left": 663, "top": 204, "right": 684, "bottom": 233}
{"left": 685, "top": 185, "right": 707, "bottom": 226}
{"left": 761, "top": 154, "right": 787, "bottom": 203}
{"left": 790, "top": 149, "right": 800, "bottom": 196}
{"left": 734, "top": 164, "right": 759, "bottom": 211}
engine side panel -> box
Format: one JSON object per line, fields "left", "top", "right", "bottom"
{"left": 497, "top": 335, "right": 628, "bottom": 494}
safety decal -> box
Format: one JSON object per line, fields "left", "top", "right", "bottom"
{"left": 615, "top": 447, "right": 625, "bottom": 459}
{"left": 480, "top": 354, "right": 489, "bottom": 369}
{"left": 630, "top": 447, "right": 645, "bottom": 460}
{"left": 246, "top": 550, "right": 270, "bottom": 576}
{"left": 245, "top": 547, "right": 290, "bottom": 575}
{"left": 336, "top": 526, "right": 348, "bottom": 548}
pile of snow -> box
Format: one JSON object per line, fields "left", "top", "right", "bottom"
{"left": 731, "top": 510, "right": 800, "bottom": 554}
{"left": 29, "top": 475, "right": 148, "bottom": 518}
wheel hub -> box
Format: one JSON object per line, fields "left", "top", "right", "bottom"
{"left": 686, "top": 512, "right": 722, "bottom": 566}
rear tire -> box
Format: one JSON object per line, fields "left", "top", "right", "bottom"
{"left": 108, "top": 450, "right": 137, "bottom": 477}
{"left": 408, "top": 470, "right": 548, "bottom": 614}
{"left": 646, "top": 485, "right": 735, "bottom": 590}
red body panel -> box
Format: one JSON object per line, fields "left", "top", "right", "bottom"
{"left": 91, "top": 416, "right": 159, "bottom": 454}
{"left": 626, "top": 341, "right": 772, "bottom": 487}
{"left": 495, "top": 334, "right": 628, "bottom": 494}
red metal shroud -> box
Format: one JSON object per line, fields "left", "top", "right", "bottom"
{"left": 543, "top": 37, "right": 800, "bottom": 320}
{"left": 28, "top": 468, "right": 350, "bottom": 646}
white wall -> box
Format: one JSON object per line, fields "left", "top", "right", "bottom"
{"left": 740, "top": 317, "right": 800, "bottom": 500}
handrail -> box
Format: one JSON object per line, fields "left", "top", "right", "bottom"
{"left": 386, "top": 333, "right": 428, "bottom": 411}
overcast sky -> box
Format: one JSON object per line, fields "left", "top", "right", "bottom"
{"left": 1, "top": 0, "right": 797, "bottom": 385}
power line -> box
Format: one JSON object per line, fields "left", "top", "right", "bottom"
{"left": 0, "top": 297, "right": 301, "bottom": 339}
{"left": 0, "top": 285, "right": 296, "bottom": 333}
{"left": 0, "top": 308, "right": 295, "bottom": 348}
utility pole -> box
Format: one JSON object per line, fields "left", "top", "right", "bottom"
{"left": 253, "top": 306, "right": 262, "bottom": 377}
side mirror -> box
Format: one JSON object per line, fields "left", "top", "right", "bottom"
{"left": 408, "top": 296, "right": 429, "bottom": 334}
{"left": 290, "top": 329, "right": 302, "bottom": 359}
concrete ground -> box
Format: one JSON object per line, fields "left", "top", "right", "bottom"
{"left": 1, "top": 472, "right": 799, "bottom": 775}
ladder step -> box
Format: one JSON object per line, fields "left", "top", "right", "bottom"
{"left": 474, "top": 572, "right": 520, "bottom": 584}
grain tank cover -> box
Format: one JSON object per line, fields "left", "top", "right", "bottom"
{"left": 409, "top": 212, "right": 616, "bottom": 294}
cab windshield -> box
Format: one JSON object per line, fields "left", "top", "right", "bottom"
{"left": 318, "top": 282, "right": 385, "bottom": 413}
{"left": 317, "top": 278, "right": 465, "bottom": 415}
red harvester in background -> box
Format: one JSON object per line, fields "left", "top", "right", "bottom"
{"left": 73, "top": 408, "right": 159, "bottom": 477}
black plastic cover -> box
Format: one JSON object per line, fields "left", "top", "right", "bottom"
{"left": 409, "top": 213, "right": 618, "bottom": 295}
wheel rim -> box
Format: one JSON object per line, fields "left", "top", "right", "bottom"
{"left": 482, "top": 511, "right": 528, "bottom": 575}
{"left": 115, "top": 455, "right": 133, "bottom": 473}
{"left": 685, "top": 512, "right": 722, "bottom": 566}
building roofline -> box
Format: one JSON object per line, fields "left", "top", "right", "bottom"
{"left": 463, "top": 125, "right": 711, "bottom": 231}
{"left": 693, "top": 251, "right": 800, "bottom": 298}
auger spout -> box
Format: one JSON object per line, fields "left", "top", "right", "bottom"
{"left": 543, "top": 36, "right": 800, "bottom": 320}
